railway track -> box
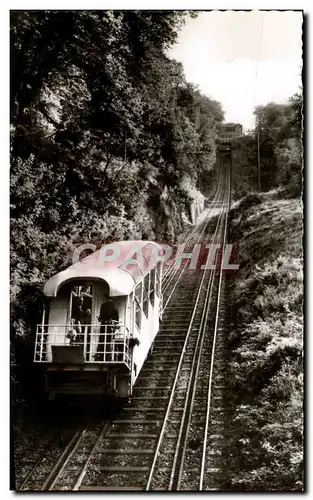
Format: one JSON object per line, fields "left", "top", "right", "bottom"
{"left": 18, "top": 163, "right": 232, "bottom": 491}
{"left": 18, "top": 422, "right": 112, "bottom": 491}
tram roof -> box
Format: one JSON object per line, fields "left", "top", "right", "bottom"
{"left": 43, "top": 240, "right": 164, "bottom": 297}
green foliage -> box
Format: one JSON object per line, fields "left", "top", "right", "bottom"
{"left": 253, "top": 96, "right": 303, "bottom": 194}
{"left": 231, "top": 136, "right": 258, "bottom": 199}
{"left": 10, "top": 11, "right": 222, "bottom": 346}
{"left": 230, "top": 93, "right": 303, "bottom": 198}
{"left": 274, "top": 137, "right": 302, "bottom": 197}
{"left": 227, "top": 196, "right": 303, "bottom": 490}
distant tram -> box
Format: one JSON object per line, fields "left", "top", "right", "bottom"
{"left": 216, "top": 122, "right": 243, "bottom": 143}
{"left": 34, "top": 241, "right": 164, "bottom": 400}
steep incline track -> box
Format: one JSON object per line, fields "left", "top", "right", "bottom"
{"left": 18, "top": 162, "right": 232, "bottom": 492}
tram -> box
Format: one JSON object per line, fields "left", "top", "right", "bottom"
{"left": 34, "top": 241, "right": 164, "bottom": 400}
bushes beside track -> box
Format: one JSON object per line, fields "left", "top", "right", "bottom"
{"left": 226, "top": 192, "right": 303, "bottom": 491}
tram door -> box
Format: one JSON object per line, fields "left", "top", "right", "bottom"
{"left": 69, "top": 285, "right": 93, "bottom": 360}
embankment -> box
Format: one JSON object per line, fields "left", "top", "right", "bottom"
{"left": 225, "top": 192, "right": 303, "bottom": 491}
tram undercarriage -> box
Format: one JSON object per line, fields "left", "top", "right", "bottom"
{"left": 45, "top": 364, "right": 131, "bottom": 399}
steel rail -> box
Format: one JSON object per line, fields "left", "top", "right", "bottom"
{"left": 162, "top": 176, "right": 222, "bottom": 283}
{"left": 70, "top": 208, "right": 224, "bottom": 492}
{"left": 161, "top": 171, "right": 224, "bottom": 288}
{"left": 161, "top": 212, "right": 211, "bottom": 297}
{"left": 18, "top": 432, "right": 59, "bottom": 491}
{"left": 40, "top": 429, "right": 86, "bottom": 491}
{"left": 169, "top": 197, "right": 228, "bottom": 490}
{"left": 18, "top": 428, "right": 83, "bottom": 492}
{"left": 46, "top": 429, "right": 87, "bottom": 491}
{"left": 175, "top": 173, "right": 230, "bottom": 489}
{"left": 23, "top": 193, "right": 224, "bottom": 492}
{"left": 198, "top": 168, "right": 230, "bottom": 491}
{"left": 172, "top": 167, "right": 230, "bottom": 489}
{"left": 161, "top": 193, "right": 221, "bottom": 307}
{"left": 23, "top": 170, "right": 229, "bottom": 493}
{"left": 161, "top": 179, "right": 225, "bottom": 310}
{"left": 145, "top": 181, "right": 228, "bottom": 490}
{"left": 162, "top": 174, "right": 224, "bottom": 294}
{"left": 72, "top": 423, "right": 110, "bottom": 491}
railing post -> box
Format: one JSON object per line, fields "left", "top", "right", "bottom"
{"left": 34, "top": 323, "right": 128, "bottom": 364}
{"left": 39, "top": 305, "right": 45, "bottom": 361}
{"left": 123, "top": 327, "right": 126, "bottom": 362}
{"left": 104, "top": 325, "right": 107, "bottom": 362}
{"left": 83, "top": 325, "right": 87, "bottom": 361}
{"left": 39, "top": 326, "right": 44, "bottom": 362}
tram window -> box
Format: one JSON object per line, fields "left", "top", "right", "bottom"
{"left": 135, "top": 282, "right": 142, "bottom": 307}
{"left": 135, "top": 300, "right": 141, "bottom": 329}
{"left": 143, "top": 273, "right": 150, "bottom": 318}
{"left": 134, "top": 282, "right": 142, "bottom": 329}
{"left": 150, "top": 268, "right": 155, "bottom": 307}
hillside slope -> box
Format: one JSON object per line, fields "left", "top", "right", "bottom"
{"left": 226, "top": 192, "right": 303, "bottom": 491}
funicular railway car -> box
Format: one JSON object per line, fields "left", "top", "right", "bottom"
{"left": 34, "top": 241, "right": 164, "bottom": 400}
{"left": 216, "top": 122, "right": 243, "bottom": 142}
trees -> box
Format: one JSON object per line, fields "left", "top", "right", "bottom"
{"left": 231, "top": 135, "right": 258, "bottom": 199}
{"left": 10, "top": 11, "right": 222, "bottom": 344}
{"left": 231, "top": 93, "right": 303, "bottom": 199}
{"left": 253, "top": 95, "right": 302, "bottom": 195}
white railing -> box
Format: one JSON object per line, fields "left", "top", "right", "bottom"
{"left": 34, "top": 323, "right": 131, "bottom": 368}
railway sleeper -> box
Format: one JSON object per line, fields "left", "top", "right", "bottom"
{"left": 123, "top": 408, "right": 183, "bottom": 414}
{"left": 148, "top": 352, "right": 184, "bottom": 360}
{"left": 80, "top": 486, "right": 144, "bottom": 491}
{"left": 107, "top": 433, "right": 158, "bottom": 438}
{"left": 135, "top": 376, "right": 176, "bottom": 382}
{"left": 133, "top": 385, "right": 171, "bottom": 390}
{"left": 112, "top": 419, "right": 160, "bottom": 424}
{"left": 97, "top": 466, "right": 149, "bottom": 472}
{"left": 144, "top": 360, "right": 181, "bottom": 365}
{"left": 156, "top": 330, "right": 196, "bottom": 335}
{"left": 155, "top": 332, "right": 187, "bottom": 336}
{"left": 140, "top": 367, "right": 180, "bottom": 373}
{"left": 97, "top": 449, "right": 154, "bottom": 454}
{"left": 132, "top": 395, "right": 169, "bottom": 400}
{"left": 123, "top": 406, "right": 167, "bottom": 412}
{"left": 161, "top": 316, "right": 200, "bottom": 321}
